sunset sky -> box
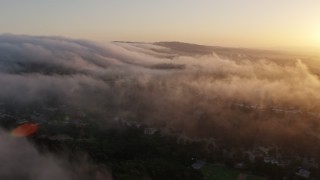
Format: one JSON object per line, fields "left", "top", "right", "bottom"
{"left": 1, "top": 0, "right": 320, "bottom": 48}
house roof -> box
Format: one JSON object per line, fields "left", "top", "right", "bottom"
{"left": 192, "top": 160, "right": 206, "bottom": 170}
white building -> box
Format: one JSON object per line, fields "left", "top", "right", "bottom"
{"left": 144, "top": 128, "right": 158, "bottom": 135}
{"left": 296, "top": 169, "right": 310, "bottom": 179}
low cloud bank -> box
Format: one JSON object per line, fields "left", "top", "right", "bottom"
{"left": 1, "top": 34, "right": 320, "bottom": 148}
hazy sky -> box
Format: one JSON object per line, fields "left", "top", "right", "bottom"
{"left": 1, "top": 0, "right": 320, "bottom": 48}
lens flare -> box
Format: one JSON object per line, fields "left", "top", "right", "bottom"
{"left": 11, "top": 123, "right": 38, "bottom": 137}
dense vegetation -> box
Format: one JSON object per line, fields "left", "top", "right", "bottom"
{"left": 32, "top": 124, "right": 204, "bottom": 180}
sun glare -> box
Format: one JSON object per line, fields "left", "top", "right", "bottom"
{"left": 311, "top": 27, "right": 320, "bottom": 47}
